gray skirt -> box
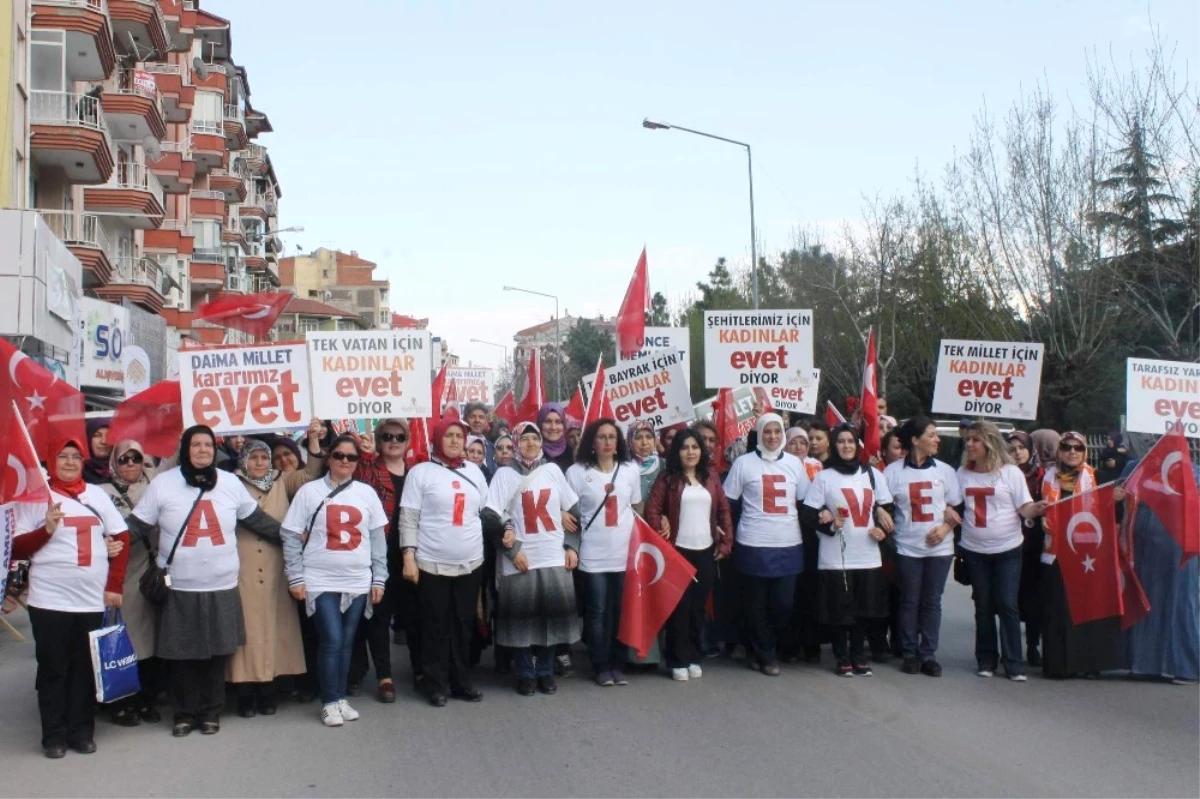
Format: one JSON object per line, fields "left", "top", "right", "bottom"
{"left": 157, "top": 586, "right": 246, "bottom": 661}
{"left": 495, "top": 566, "right": 581, "bottom": 649}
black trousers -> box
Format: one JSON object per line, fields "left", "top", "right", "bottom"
{"left": 397, "top": 574, "right": 423, "bottom": 679}
{"left": 28, "top": 607, "right": 104, "bottom": 748}
{"left": 832, "top": 622, "right": 867, "bottom": 662}
{"left": 349, "top": 576, "right": 398, "bottom": 685}
{"left": 418, "top": 567, "right": 483, "bottom": 696}
{"left": 167, "top": 657, "right": 226, "bottom": 723}
{"left": 665, "top": 547, "right": 716, "bottom": 669}
{"left": 784, "top": 527, "right": 822, "bottom": 657}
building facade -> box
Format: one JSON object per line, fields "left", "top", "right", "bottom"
{"left": 512, "top": 313, "right": 616, "bottom": 364}
{"left": 279, "top": 247, "right": 391, "bottom": 330}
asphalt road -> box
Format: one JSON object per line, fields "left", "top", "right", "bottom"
{"left": 0, "top": 582, "right": 1196, "bottom": 798}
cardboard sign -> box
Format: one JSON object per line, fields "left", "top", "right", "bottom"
{"left": 180, "top": 342, "right": 312, "bottom": 434}
{"left": 703, "top": 310, "right": 814, "bottom": 389}
{"left": 619, "top": 326, "right": 691, "bottom": 388}
{"left": 762, "top": 369, "right": 821, "bottom": 414}
{"left": 307, "top": 330, "right": 432, "bottom": 419}
{"left": 932, "top": 340, "right": 1043, "bottom": 420}
{"left": 1126, "top": 358, "right": 1200, "bottom": 438}
{"left": 446, "top": 367, "right": 496, "bottom": 407}
{"left": 581, "top": 350, "right": 695, "bottom": 430}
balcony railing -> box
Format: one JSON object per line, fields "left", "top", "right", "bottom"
{"left": 159, "top": 218, "right": 186, "bottom": 231}
{"left": 223, "top": 104, "right": 244, "bottom": 126}
{"left": 192, "top": 248, "right": 224, "bottom": 264}
{"left": 191, "top": 189, "right": 225, "bottom": 201}
{"left": 37, "top": 0, "right": 106, "bottom": 12}
{"left": 226, "top": 271, "right": 247, "bottom": 292}
{"left": 30, "top": 91, "right": 109, "bottom": 133}
{"left": 113, "top": 70, "right": 165, "bottom": 111}
{"left": 247, "top": 143, "right": 267, "bottom": 161}
{"left": 111, "top": 255, "right": 160, "bottom": 288}
{"left": 38, "top": 210, "right": 115, "bottom": 259}
{"left": 191, "top": 118, "right": 224, "bottom": 136}
{"left": 105, "top": 162, "right": 165, "bottom": 206}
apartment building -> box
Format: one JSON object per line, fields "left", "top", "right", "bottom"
{"left": 512, "top": 313, "right": 616, "bottom": 364}
{"left": 0, "top": 0, "right": 284, "bottom": 398}
{"left": 278, "top": 247, "right": 392, "bottom": 330}
{"left": 274, "top": 296, "right": 372, "bottom": 338}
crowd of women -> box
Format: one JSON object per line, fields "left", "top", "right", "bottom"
{"left": 8, "top": 400, "right": 1198, "bottom": 758}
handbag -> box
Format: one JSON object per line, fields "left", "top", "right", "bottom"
{"left": 139, "top": 489, "right": 205, "bottom": 605}
{"left": 89, "top": 608, "right": 140, "bottom": 703}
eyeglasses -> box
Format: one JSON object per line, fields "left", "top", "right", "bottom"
{"left": 1059, "top": 443, "right": 1086, "bottom": 453}
{"left": 379, "top": 433, "right": 407, "bottom": 443}
{"left": 329, "top": 451, "right": 360, "bottom": 463}
{"left": 117, "top": 452, "right": 144, "bottom": 466}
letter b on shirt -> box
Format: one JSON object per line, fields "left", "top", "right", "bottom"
{"left": 326, "top": 504, "right": 363, "bottom": 551}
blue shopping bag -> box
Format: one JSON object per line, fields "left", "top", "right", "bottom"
{"left": 89, "top": 609, "right": 141, "bottom": 703}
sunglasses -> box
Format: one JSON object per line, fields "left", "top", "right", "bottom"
{"left": 117, "top": 452, "right": 144, "bottom": 466}
{"left": 379, "top": 433, "right": 407, "bottom": 443}
{"left": 329, "top": 451, "right": 360, "bottom": 463}
{"left": 1059, "top": 443, "right": 1086, "bottom": 453}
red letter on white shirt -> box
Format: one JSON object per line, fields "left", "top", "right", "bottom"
{"left": 182, "top": 500, "right": 225, "bottom": 547}
{"left": 965, "top": 486, "right": 994, "bottom": 528}
{"left": 762, "top": 475, "right": 788, "bottom": 514}
{"left": 839, "top": 488, "right": 874, "bottom": 528}
{"left": 908, "top": 482, "right": 935, "bottom": 523}
{"left": 63, "top": 516, "right": 100, "bottom": 567}
{"left": 326, "top": 505, "right": 363, "bottom": 551}
{"left": 521, "top": 489, "right": 557, "bottom": 533}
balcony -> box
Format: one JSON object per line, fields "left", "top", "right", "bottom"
{"left": 245, "top": 108, "right": 273, "bottom": 140}
{"left": 108, "top": 0, "right": 171, "bottom": 59}
{"left": 189, "top": 114, "right": 226, "bottom": 172}
{"left": 157, "top": 0, "right": 190, "bottom": 52}
{"left": 83, "top": 162, "right": 165, "bottom": 228}
{"left": 208, "top": 168, "right": 246, "bottom": 203}
{"left": 148, "top": 136, "right": 195, "bottom": 193}
{"left": 141, "top": 62, "right": 193, "bottom": 122}
{"left": 243, "top": 143, "right": 269, "bottom": 175}
{"left": 223, "top": 103, "right": 247, "bottom": 150}
{"left": 190, "top": 188, "right": 225, "bottom": 219}
{"left": 191, "top": 60, "right": 227, "bottom": 93}
{"left": 189, "top": 258, "right": 225, "bottom": 288}
{"left": 94, "top": 255, "right": 165, "bottom": 313}
{"left": 101, "top": 74, "right": 166, "bottom": 142}
{"left": 38, "top": 210, "right": 115, "bottom": 287}
{"left": 226, "top": 270, "right": 248, "bottom": 294}
{"left": 144, "top": 219, "right": 194, "bottom": 256}
{"left": 29, "top": 90, "right": 115, "bottom": 183}
{"left": 31, "top": 1, "right": 116, "bottom": 80}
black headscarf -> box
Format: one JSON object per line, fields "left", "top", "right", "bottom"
{"left": 180, "top": 425, "right": 220, "bottom": 491}
{"left": 826, "top": 423, "right": 865, "bottom": 475}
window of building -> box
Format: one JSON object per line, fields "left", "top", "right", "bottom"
{"left": 192, "top": 92, "right": 222, "bottom": 133}
{"left": 31, "top": 31, "right": 65, "bottom": 92}
{"left": 191, "top": 219, "right": 222, "bottom": 257}
{"left": 298, "top": 317, "right": 321, "bottom": 333}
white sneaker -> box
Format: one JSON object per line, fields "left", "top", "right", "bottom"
{"left": 687, "top": 664, "right": 703, "bottom": 679}
{"left": 1009, "top": 674, "right": 1027, "bottom": 682}
{"left": 338, "top": 699, "right": 360, "bottom": 721}
{"left": 976, "top": 668, "right": 994, "bottom": 678}
{"left": 321, "top": 703, "right": 344, "bottom": 727}
{"left": 671, "top": 668, "right": 689, "bottom": 682}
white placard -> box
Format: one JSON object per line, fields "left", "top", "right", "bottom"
{"left": 79, "top": 297, "right": 131, "bottom": 392}
{"left": 763, "top": 369, "right": 821, "bottom": 414}
{"left": 446, "top": 367, "right": 496, "bottom": 407}
{"left": 931, "top": 339, "right": 1043, "bottom": 420}
{"left": 307, "top": 330, "right": 433, "bottom": 419}
{"left": 1126, "top": 358, "right": 1200, "bottom": 438}
{"left": 703, "top": 310, "right": 814, "bottom": 389}
{"left": 180, "top": 342, "right": 312, "bottom": 434}
{"left": 581, "top": 350, "right": 695, "bottom": 430}
{"left": 121, "top": 346, "right": 151, "bottom": 396}
{"left": 619, "top": 326, "right": 691, "bottom": 388}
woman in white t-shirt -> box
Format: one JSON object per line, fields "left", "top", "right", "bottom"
{"left": 802, "top": 423, "right": 895, "bottom": 677}
{"left": 483, "top": 422, "right": 582, "bottom": 697}
{"left": 722, "top": 413, "right": 811, "bottom": 676}
{"left": 282, "top": 434, "right": 386, "bottom": 728}
{"left": 13, "top": 434, "right": 130, "bottom": 758}
{"left": 399, "top": 417, "right": 489, "bottom": 707}
{"left": 957, "top": 420, "right": 1048, "bottom": 681}
{"left": 566, "top": 420, "right": 642, "bottom": 686}
{"left": 884, "top": 416, "right": 962, "bottom": 677}
{"left": 127, "top": 425, "right": 281, "bottom": 737}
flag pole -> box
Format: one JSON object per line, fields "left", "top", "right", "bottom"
{"left": 1040, "top": 480, "right": 1121, "bottom": 509}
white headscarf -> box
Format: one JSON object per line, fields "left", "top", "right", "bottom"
{"left": 756, "top": 413, "right": 786, "bottom": 461}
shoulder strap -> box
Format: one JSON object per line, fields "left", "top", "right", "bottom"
{"left": 165, "top": 489, "right": 206, "bottom": 567}
{"left": 584, "top": 463, "right": 620, "bottom": 531}
{"left": 434, "top": 460, "right": 480, "bottom": 492}
{"left": 301, "top": 480, "right": 355, "bottom": 552}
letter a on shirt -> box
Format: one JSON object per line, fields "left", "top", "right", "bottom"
{"left": 182, "top": 500, "right": 224, "bottom": 547}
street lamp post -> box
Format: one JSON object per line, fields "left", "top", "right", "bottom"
{"left": 642, "top": 118, "right": 759, "bottom": 309}
{"left": 502, "top": 285, "right": 562, "bottom": 400}
{"left": 470, "top": 338, "right": 509, "bottom": 372}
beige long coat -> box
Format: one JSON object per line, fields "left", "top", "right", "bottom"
{"left": 226, "top": 456, "right": 321, "bottom": 683}
{"left": 101, "top": 475, "right": 156, "bottom": 658}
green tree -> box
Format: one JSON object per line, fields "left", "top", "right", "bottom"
{"left": 648, "top": 292, "right": 671, "bottom": 326}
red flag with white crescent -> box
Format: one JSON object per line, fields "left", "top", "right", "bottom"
{"left": 616, "top": 248, "right": 649, "bottom": 357}
{"left": 494, "top": 390, "right": 517, "bottom": 426}
{"left": 109, "top": 380, "right": 184, "bottom": 458}
{"left": 584, "top": 357, "right": 615, "bottom": 425}
{"left": 618, "top": 515, "right": 697, "bottom": 658}
{"left": 0, "top": 339, "right": 86, "bottom": 465}
{"left": 2, "top": 402, "right": 50, "bottom": 504}
{"left": 1046, "top": 483, "right": 1123, "bottom": 625}
{"left": 516, "top": 349, "right": 545, "bottom": 425}
{"left": 1123, "top": 422, "right": 1199, "bottom": 565}
{"left": 194, "top": 291, "right": 292, "bottom": 340}
{"left": 710, "top": 388, "right": 739, "bottom": 473}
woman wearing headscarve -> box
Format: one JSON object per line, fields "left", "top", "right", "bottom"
{"left": 272, "top": 437, "right": 306, "bottom": 474}
{"left": 1096, "top": 431, "right": 1130, "bottom": 485}
{"left": 1038, "top": 431, "right": 1123, "bottom": 679}
{"left": 227, "top": 421, "right": 325, "bottom": 718}
{"left": 802, "top": 423, "right": 896, "bottom": 677}
{"left": 126, "top": 425, "right": 282, "bottom": 737}
{"left": 13, "top": 433, "right": 130, "bottom": 758}
{"left": 483, "top": 422, "right": 582, "bottom": 696}
{"left": 537, "top": 403, "right": 575, "bottom": 473}
{"left": 722, "top": 413, "right": 812, "bottom": 676}
{"left": 566, "top": 417, "right": 584, "bottom": 457}
{"left": 1006, "top": 431, "right": 1045, "bottom": 667}
{"left": 466, "top": 435, "right": 490, "bottom": 479}
{"left": 1030, "top": 429, "right": 1062, "bottom": 471}
{"left": 493, "top": 432, "right": 515, "bottom": 472}
{"left": 83, "top": 417, "right": 113, "bottom": 485}
{"left": 98, "top": 440, "right": 159, "bottom": 727}
{"left": 629, "top": 421, "right": 661, "bottom": 503}
{"left": 785, "top": 427, "right": 823, "bottom": 480}
{"left": 398, "top": 417, "right": 489, "bottom": 707}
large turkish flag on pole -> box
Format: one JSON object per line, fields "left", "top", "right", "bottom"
{"left": 616, "top": 247, "right": 649, "bottom": 358}
{"left": 516, "top": 348, "right": 544, "bottom": 425}
{"left": 1046, "top": 483, "right": 1123, "bottom": 625}
{"left": 859, "top": 328, "right": 880, "bottom": 461}
{"left": 194, "top": 291, "right": 292, "bottom": 340}
{"left": 1123, "top": 423, "right": 1199, "bottom": 565}
{"left": 618, "top": 515, "right": 697, "bottom": 658}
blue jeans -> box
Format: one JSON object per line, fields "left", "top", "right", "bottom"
{"left": 964, "top": 547, "right": 1023, "bottom": 675}
{"left": 583, "top": 571, "right": 625, "bottom": 673}
{"left": 895, "top": 554, "right": 953, "bottom": 661}
{"left": 312, "top": 593, "right": 368, "bottom": 705}
{"left": 514, "top": 646, "right": 554, "bottom": 679}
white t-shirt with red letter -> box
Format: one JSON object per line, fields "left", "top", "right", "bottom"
{"left": 804, "top": 467, "right": 893, "bottom": 570}
{"left": 956, "top": 465, "right": 1033, "bottom": 555}
{"left": 566, "top": 462, "right": 641, "bottom": 573}
{"left": 487, "top": 465, "right": 579, "bottom": 576}
{"left": 399, "top": 461, "right": 488, "bottom": 567}
{"left": 283, "top": 479, "right": 387, "bottom": 594}
{"left": 723, "top": 452, "right": 810, "bottom": 549}
{"left": 15, "top": 486, "right": 127, "bottom": 612}
{"left": 884, "top": 459, "right": 962, "bottom": 558}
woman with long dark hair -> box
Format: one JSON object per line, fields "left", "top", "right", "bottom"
{"left": 566, "top": 419, "right": 641, "bottom": 686}
{"left": 1006, "top": 431, "right": 1045, "bottom": 668}
{"left": 645, "top": 429, "right": 733, "bottom": 681}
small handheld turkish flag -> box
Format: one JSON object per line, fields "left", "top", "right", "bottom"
{"left": 710, "top": 388, "right": 739, "bottom": 473}
{"left": 618, "top": 515, "right": 697, "bottom": 658}
{"left": 110, "top": 380, "right": 184, "bottom": 458}
{"left": 584, "top": 357, "right": 615, "bottom": 425}
{"left": 494, "top": 390, "right": 517, "bottom": 426}
{"left": 564, "top": 387, "right": 585, "bottom": 427}
{"left": 3, "top": 401, "right": 50, "bottom": 504}
{"left": 194, "top": 291, "right": 292, "bottom": 340}
{"left": 1046, "top": 483, "right": 1123, "bottom": 625}
{"left": 1123, "top": 422, "right": 1199, "bottom": 565}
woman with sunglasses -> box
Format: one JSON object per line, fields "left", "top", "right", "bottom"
{"left": 1039, "top": 432, "right": 1123, "bottom": 680}
{"left": 493, "top": 432, "right": 515, "bottom": 471}
{"left": 349, "top": 419, "right": 412, "bottom": 701}
{"left": 282, "top": 434, "right": 386, "bottom": 727}
{"left": 227, "top": 421, "right": 325, "bottom": 719}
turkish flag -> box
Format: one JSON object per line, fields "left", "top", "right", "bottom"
{"left": 618, "top": 515, "right": 697, "bottom": 658}
{"left": 825, "top": 400, "right": 847, "bottom": 429}
{"left": 494, "top": 390, "right": 517, "bottom": 426}
{"left": 1123, "top": 423, "right": 1199, "bottom": 565}
{"left": 0, "top": 339, "right": 86, "bottom": 465}
{"left": 406, "top": 417, "right": 430, "bottom": 467}
{"left": 860, "top": 328, "right": 880, "bottom": 461}
{"left": 1, "top": 402, "right": 50, "bottom": 504}
{"left": 564, "top": 387, "right": 585, "bottom": 426}
{"left": 616, "top": 247, "right": 649, "bottom": 358}
{"left": 109, "top": 380, "right": 184, "bottom": 458}
{"left": 710, "top": 388, "right": 739, "bottom": 473}
{"left": 584, "top": 357, "right": 615, "bottom": 424}
{"left": 1046, "top": 483, "right": 1123, "bottom": 625}
{"left": 516, "top": 348, "right": 545, "bottom": 425}
{"left": 194, "top": 291, "right": 292, "bottom": 340}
